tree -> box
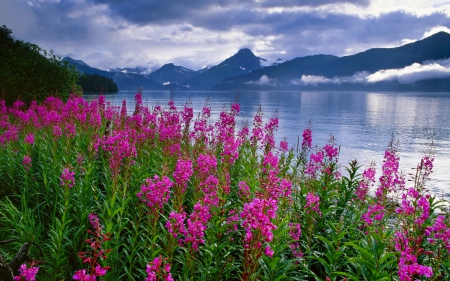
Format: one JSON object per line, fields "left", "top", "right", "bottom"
{"left": 77, "top": 73, "right": 119, "bottom": 93}
{"left": 0, "top": 25, "right": 80, "bottom": 105}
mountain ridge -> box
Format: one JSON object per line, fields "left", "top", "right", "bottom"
{"left": 64, "top": 31, "right": 450, "bottom": 92}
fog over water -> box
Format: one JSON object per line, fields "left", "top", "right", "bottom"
{"left": 86, "top": 91, "right": 450, "bottom": 199}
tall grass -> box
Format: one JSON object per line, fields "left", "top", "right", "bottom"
{"left": 0, "top": 94, "right": 449, "bottom": 281}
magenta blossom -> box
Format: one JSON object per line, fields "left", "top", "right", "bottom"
{"left": 24, "top": 133, "right": 34, "bottom": 145}
{"left": 305, "top": 192, "right": 321, "bottom": 215}
{"left": 14, "top": 262, "right": 39, "bottom": 281}
{"left": 145, "top": 256, "right": 174, "bottom": 281}
{"left": 302, "top": 128, "right": 312, "bottom": 149}
{"left": 60, "top": 168, "right": 75, "bottom": 188}
{"left": 23, "top": 155, "right": 32, "bottom": 171}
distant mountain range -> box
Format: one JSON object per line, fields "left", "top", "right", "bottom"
{"left": 64, "top": 31, "right": 450, "bottom": 92}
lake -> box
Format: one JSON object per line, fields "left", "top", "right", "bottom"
{"left": 85, "top": 91, "right": 450, "bottom": 199}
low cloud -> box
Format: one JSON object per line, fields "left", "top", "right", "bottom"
{"left": 290, "top": 59, "right": 450, "bottom": 85}
{"left": 291, "top": 72, "right": 368, "bottom": 85}
{"left": 366, "top": 59, "right": 450, "bottom": 83}
{"left": 245, "top": 75, "right": 277, "bottom": 86}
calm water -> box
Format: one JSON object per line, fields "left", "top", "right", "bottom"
{"left": 85, "top": 91, "right": 450, "bottom": 198}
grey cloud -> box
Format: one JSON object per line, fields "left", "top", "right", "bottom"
{"left": 89, "top": 0, "right": 371, "bottom": 26}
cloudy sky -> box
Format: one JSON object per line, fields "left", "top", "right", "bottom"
{"left": 2, "top": 0, "right": 450, "bottom": 71}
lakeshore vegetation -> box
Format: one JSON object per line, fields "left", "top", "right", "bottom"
{"left": 0, "top": 93, "right": 449, "bottom": 281}
{"left": 0, "top": 25, "right": 118, "bottom": 107}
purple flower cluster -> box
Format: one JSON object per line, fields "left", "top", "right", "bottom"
{"left": 361, "top": 203, "right": 385, "bottom": 226}
{"left": 355, "top": 165, "right": 376, "bottom": 202}
{"left": 240, "top": 198, "right": 278, "bottom": 256}
{"left": 305, "top": 192, "right": 321, "bottom": 215}
{"left": 60, "top": 168, "right": 75, "bottom": 188}
{"left": 95, "top": 130, "right": 137, "bottom": 176}
{"left": 394, "top": 231, "right": 433, "bottom": 281}
{"left": 376, "top": 148, "right": 404, "bottom": 199}
{"left": 137, "top": 175, "right": 173, "bottom": 216}
{"left": 13, "top": 262, "right": 39, "bottom": 281}
{"left": 145, "top": 256, "right": 174, "bottom": 281}
{"left": 185, "top": 203, "right": 211, "bottom": 251}
{"left": 289, "top": 223, "right": 303, "bottom": 258}
{"left": 173, "top": 158, "right": 193, "bottom": 192}
{"left": 24, "top": 133, "right": 34, "bottom": 145}
{"left": 165, "top": 211, "right": 187, "bottom": 239}
{"left": 301, "top": 128, "right": 312, "bottom": 149}
{"left": 23, "top": 155, "right": 32, "bottom": 171}
{"left": 426, "top": 215, "right": 450, "bottom": 252}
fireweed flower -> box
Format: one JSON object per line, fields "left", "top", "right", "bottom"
{"left": 302, "top": 128, "right": 312, "bottom": 149}
{"left": 96, "top": 130, "right": 137, "bottom": 175}
{"left": 74, "top": 213, "right": 110, "bottom": 281}
{"left": 376, "top": 147, "right": 404, "bottom": 199}
{"left": 200, "top": 175, "right": 219, "bottom": 207}
{"left": 196, "top": 154, "right": 217, "bottom": 175}
{"left": 185, "top": 203, "right": 211, "bottom": 251}
{"left": 173, "top": 158, "right": 193, "bottom": 192}
{"left": 52, "top": 125, "right": 63, "bottom": 140}
{"left": 137, "top": 175, "right": 173, "bottom": 216}
{"left": 361, "top": 203, "right": 385, "bottom": 226}
{"left": 240, "top": 198, "right": 278, "bottom": 254}
{"left": 323, "top": 143, "right": 338, "bottom": 161}
{"left": 24, "top": 133, "right": 34, "bottom": 145}
{"left": 64, "top": 122, "right": 77, "bottom": 139}
{"left": 13, "top": 262, "right": 39, "bottom": 281}
{"left": 23, "top": 155, "right": 32, "bottom": 171}
{"left": 394, "top": 231, "right": 433, "bottom": 281}
{"left": 305, "top": 192, "right": 321, "bottom": 215}
{"left": 238, "top": 181, "right": 251, "bottom": 201}
{"left": 305, "top": 151, "right": 324, "bottom": 177}
{"left": 250, "top": 107, "right": 264, "bottom": 146}
{"left": 165, "top": 211, "right": 187, "bottom": 239}
{"left": 355, "top": 164, "right": 376, "bottom": 202}
{"left": 60, "top": 168, "right": 75, "bottom": 188}
{"left": 427, "top": 215, "right": 450, "bottom": 252}
{"left": 145, "top": 256, "right": 174, "bottom": 281}
{"left": 88, "top": 213, "right": 101, "bottom": 230}
{"left": 279, "top": 140, "right": 289, "bottom": 152}
{"left": 289, "top": 223, "right": 303, "bottom": 258}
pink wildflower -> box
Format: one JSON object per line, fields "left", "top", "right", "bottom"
{"left": 302, "top": 128, "right": 312, "bottom": 149}
{"left": 137, "top": 175, "right": 173, "bottom": 215}
{"left": 145, "top": 256, "right": 173, "bottom": 281}
{"left": 14, "top": 262, "right": 39, "bottom": 281}
{"left": 185, "top": 203, "right": 211, "bottom": 251}
{"left": 173, "top": 158, "right": 193, "bottom": 192}
{"left": 305, "top": 192, "right": 321, "bottom": 215}
{"left": 60, "top": 168, "right": 75, "bottom": 188}
{"left": 355, "top": 165, "right": 376, "bottom": 202}
{"left": 24, "top": 133, "right": 34, "bottom": 145}
{"left": 165, "top": 211, "right": 187, "bottom": 238}
{"left": 23, "top": 155, "right": 32, "bottom": 171}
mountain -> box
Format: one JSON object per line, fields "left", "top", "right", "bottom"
{"left": 213, "top": 31, "right": 450, "bottom": 91}
{"left": 147, "top": 63, "right": 197, "bottom": 86}
{"left": 183, "top": 48, "right": 264, "bottom": 90}
{"left": 63, "top": 57, "right": 164, "bottom": 91}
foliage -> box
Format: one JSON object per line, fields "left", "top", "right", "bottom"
{"left": 0, "top": 25, "right": 79, "bottom": 105}
{"left": 0, "top": 93, "right": 449, "bottom": 281}
{"left": 77, "top": 73, "right": 118, "bottom": 93}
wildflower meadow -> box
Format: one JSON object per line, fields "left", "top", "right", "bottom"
{"left": 0, "top": 93, "right": 449, "bottom": 281}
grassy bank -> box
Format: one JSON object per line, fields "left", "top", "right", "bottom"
{"left": 0, "top": 94, "right": 449, "bottom": 281}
